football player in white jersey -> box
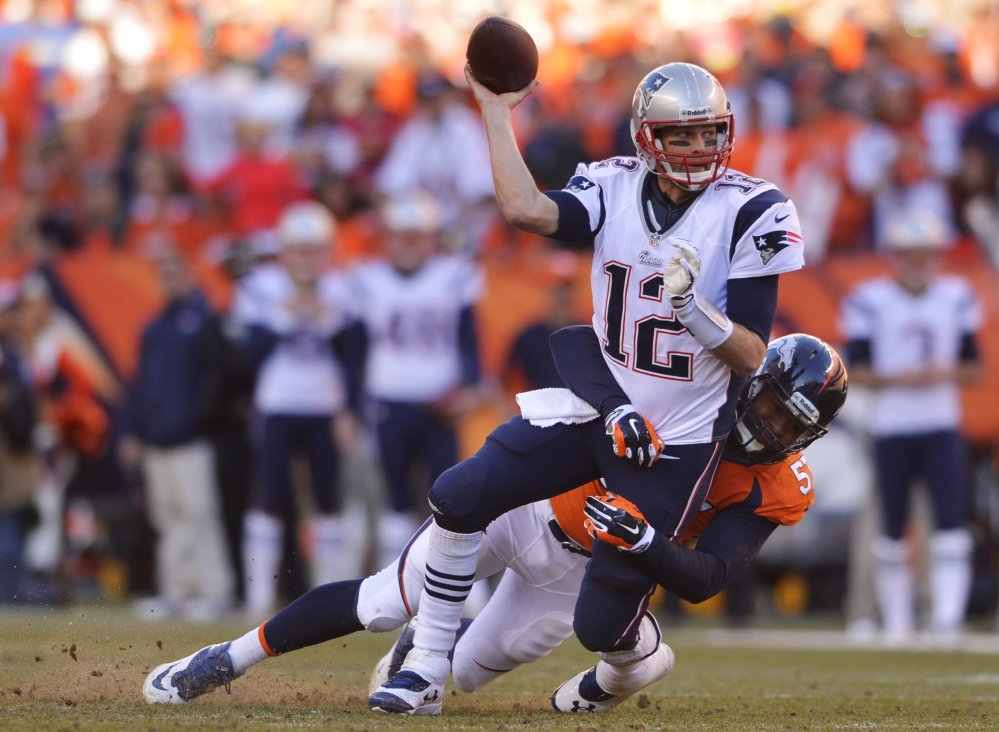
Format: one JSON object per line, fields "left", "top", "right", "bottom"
{"left": 369, "top": 63, "right": 806, "bottom": 713}
{"left": 349, "top": 190, "right": 484, "bottom": 569}
{"left": 840, "top": 211, "right": 982, "bottom": 645}
{"left": 231, "top": 202, "right": 364, "bottom": 620}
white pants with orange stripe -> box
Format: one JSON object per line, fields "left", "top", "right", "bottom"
{"left": 356, "top": 499, "right": 586, "bottom": 692}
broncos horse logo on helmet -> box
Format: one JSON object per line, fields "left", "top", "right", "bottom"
{"left": 732, "top": 334, "right": 849, "bottom": 464}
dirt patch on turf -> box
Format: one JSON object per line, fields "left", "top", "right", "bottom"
{"left": 0, "top": 638, "right": 357, "bottom": 707}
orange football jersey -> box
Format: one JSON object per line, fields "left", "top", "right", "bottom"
{"left": 550, "top": 454, "right": 815, "bottom": 553}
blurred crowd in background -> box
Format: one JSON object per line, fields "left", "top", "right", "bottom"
{"left": 3, "top": 0, "right": 999, "bottom": 637}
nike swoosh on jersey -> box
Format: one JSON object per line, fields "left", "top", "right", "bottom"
{"left": 774, "top": 213, "right": 790, "bottom": 223}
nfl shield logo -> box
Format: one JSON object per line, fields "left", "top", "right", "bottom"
{"left": 649, "top": 232, "right": 662, "bottom": 248}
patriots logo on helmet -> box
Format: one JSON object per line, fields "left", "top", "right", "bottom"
{"left": 640, "top": 72, "right": 672, "bottom": 114}
{"left": 566, "top": 175, "right": 595, "bottom": 194}
{"left": 752, "top": 231, "right": 801, "bottom": 265}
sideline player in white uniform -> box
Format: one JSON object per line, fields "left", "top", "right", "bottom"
{"left": 143, "top": 334, "right": 847, "bottom": 713}
{"left": 840, "top": 211, "right": 982, "bottom": 644}
{"left": 368, "top": 63, "right": 806, "bottom": 713}
{"left": 231, "top": 202, "right": 363, "bottom": 620}
{"left": 349, "top": 190, "right": 484, "bottom": 568}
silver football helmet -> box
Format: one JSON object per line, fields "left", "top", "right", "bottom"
{"left": 630, "top": 63, "right": 734, "bottom": 190}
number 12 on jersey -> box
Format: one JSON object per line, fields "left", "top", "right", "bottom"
{"left": 603, "top": 262, "right": 693, "bottom": 381}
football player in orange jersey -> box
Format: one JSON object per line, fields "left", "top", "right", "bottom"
{"left": 143, "top": 332, "right": 846, "bottom": 714}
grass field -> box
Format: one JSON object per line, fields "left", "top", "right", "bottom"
{"left": 2, "top": 607, "right": 998, "bottom": 731}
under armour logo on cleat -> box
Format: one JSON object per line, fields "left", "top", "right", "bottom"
{"left": 571, "top": 700, "right": 596, "bottom": 712}
{"left": 423, "top": 690, "right": 440, "bottom": 704}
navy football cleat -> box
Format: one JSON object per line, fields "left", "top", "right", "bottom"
{"left": 143, "top": 642, "right": 244, "bottom": 704}
{"left": 368, "top": 669, "right": 444, "bottom": 715}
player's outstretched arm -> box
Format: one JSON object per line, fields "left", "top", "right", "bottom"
{"left": 583, "top": 491, "right": 777, "bottom": 604}
{"left": 464, "top": 66, "right": 559, "bottom": 236}
{"left": 636, "top": 507, "right": 776, "bottom": 603}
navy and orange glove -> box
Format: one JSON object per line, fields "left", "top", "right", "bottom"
{"left": 605, "top": 405, "right": 665, "bottom": 468}
{"left": 583, "top": 493, "right": 655, "bottom": 553}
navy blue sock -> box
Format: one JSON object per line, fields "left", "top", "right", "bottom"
{"left": 262, "top": 579, "right": 364, "bottom": 654}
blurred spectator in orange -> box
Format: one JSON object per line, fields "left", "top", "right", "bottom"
{"left": 16, "top": 274, "right": 109, "bottom": 463}
{"left": 122, "top": 153, "right": 217, "bottom": 258}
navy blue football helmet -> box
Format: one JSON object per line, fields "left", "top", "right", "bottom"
{"left": 732, "top": 334, "right": 848, "bottom": 464}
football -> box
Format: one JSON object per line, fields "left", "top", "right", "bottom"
{"left": 466, "top": 17, "right": 539, "bottom": 95}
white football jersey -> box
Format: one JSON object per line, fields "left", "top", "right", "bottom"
{"left": 840, "top": 275, "right": 981, "bottom": 436}
{"left": 564, "top": 157, "right": 805, "bottom": 443}
{"left": 232, "top": 263, "right": 353, "bottom": 415}
{"left": 349, "top": 254, "right": 483, "bottom": 403}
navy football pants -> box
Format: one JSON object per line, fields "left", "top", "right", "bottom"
{"left": 375, "top": 401, "right": 458, "bottom": 513}
{"left": 874, "top": 429, "right": 966, "bottom": 540}
{"left": 256, "top": 413, "right": 340, "bottom": 515}
{"left": 428, "top": 416, "right": 723, "bottom": 651}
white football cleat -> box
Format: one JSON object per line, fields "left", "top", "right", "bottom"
{"left": 551, "top": 643, "right": 675, "bottom": 713}
{"left": 143, "top": 642, "right": 243, "bottom": 704}
{"left": 368, "top": 670, "right": 444, "bottom": 715}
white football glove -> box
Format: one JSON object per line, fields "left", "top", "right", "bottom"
{"left": 662, "top": 239, "right": 700, "bottom": 307}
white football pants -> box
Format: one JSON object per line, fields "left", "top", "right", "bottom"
{"left": 356, "top": 499, "right": 586, "bottom": 692}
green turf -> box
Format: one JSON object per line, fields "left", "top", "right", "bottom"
{"left": 1, "top": 607, "right": 998, "bottom": 730}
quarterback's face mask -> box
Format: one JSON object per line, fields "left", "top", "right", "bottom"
{"left": 636, "top": 118, "right": 734, "bottom": 190}
{"left": 733, "top": 377, "right": 824, "bottom": 464}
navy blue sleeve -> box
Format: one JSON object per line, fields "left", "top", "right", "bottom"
{"left": 543, "top": 191, "right": 595, "bottom": 248}
{"left": 960, "top": 332, "right": 980, "bottom": 363}
{"left": 845, "top": 338, "right": 872, "bottom": 367}
{"left": 726, "top": 275, "right": 779, "bottom": 346}
{"left": 549, "top": 325, "right": 630, "bottom": 418}
{"left": 634, "top": 507, "right": 777, "bottom": 604}
{"left": 331, "top": 320, "right": 367, "bottom": 414}
{"left": 458, "top": 306, "right": 482, "bottom": 385}
{"left": 122, "top": 327, "right": 152, "bottom": 439}
{"left": 241, "top": 324, "right": 280, "bottom": 374}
